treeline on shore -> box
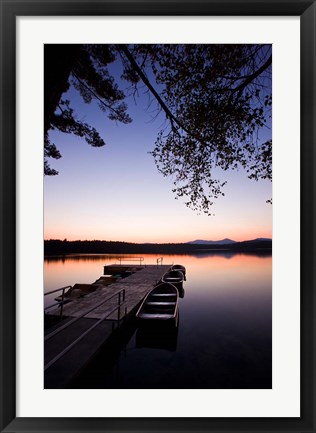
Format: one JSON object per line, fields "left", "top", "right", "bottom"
{"left": 44, "top": 239, "right": 272, "bottom": 255}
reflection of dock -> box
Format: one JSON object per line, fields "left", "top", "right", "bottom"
{"left": 44, "top": 264, "right": 171, "bottom": 388}
{"left": 136, "top": 322, "right": 179, "bottom": 352}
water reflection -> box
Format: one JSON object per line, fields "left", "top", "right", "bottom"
{"left": 44, "top": 254, "right": 129, "bottom": 263}
{"left": 189, "top": 250, "right": 272, "bottom": 259}
{"left": 178, "top": 286, "right": 185, "bottom": 298}
{"left": 136, "top": 320, "right": 179, "bottom": 352}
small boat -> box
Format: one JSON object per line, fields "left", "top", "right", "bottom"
{"left": 170, "top": 264, "right": 186, "bottom": 280}
{"left": 161, "top": 269, "right": 184, "bottom": 287}
{"left": 136, "top": 282, "right": 179, "bottom": 326}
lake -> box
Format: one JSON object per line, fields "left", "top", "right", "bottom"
{"left": 44, "top": 252, "right": 272, "bottom": 389}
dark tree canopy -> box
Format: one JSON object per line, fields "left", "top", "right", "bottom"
{"left": 44, "top": 44, "right": 272, "bottom": 214}
{"left": 44, "top": 44, "right": 131, "bottom": 175}
{"left": 129, "top": 44, "right": 272, "bottom": 213}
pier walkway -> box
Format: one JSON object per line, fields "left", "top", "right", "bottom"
{"left": 44, "top": 264, "right": 170, "bottom": 388}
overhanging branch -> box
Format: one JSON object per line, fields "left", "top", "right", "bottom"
{"left": 119, "top": 44, "right": 217, "bottom": 150}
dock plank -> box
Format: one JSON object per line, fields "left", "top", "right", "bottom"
{"left": 46, "top": 264, "right": 170, "bottom": 320}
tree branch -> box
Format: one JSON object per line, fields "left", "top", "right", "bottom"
{"left": 231, "top": 54, "right": 272, "bottom": 104}
{"left": 234, "top": 54, "right": 272, "bottom": 92}
{"left": 72, "top": 71, "right": 125, "bottom": 120}
{"left": 119, "top": 44, "right": 214, "bottom": 150}
{"left": 119, "top": 45, "right": 185, "bottom": 129}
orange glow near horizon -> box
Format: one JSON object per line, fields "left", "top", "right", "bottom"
{"left": 44, "top": 225, "right": 272, "bottom": 243}
{"left": 44, "top": 174, "right": 272, "bottom": 243}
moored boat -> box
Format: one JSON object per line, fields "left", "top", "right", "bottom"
{"left": 161, "top": 269, "right": 184, "bottom": 287}
{"left": 136, "top": 282, "right": 179, "bottom": 326}
{"left": 170, "top": 264, "right": 186, "bottom": 280}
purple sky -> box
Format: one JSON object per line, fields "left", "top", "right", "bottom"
{"left": 44, "top": 49, "right": 272, "bottom": 243}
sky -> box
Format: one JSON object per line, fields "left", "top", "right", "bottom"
{"left": 44, "top": 48, "right": 272, "bottom": 244}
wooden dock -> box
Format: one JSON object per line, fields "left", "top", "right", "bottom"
{"left": 44, "top": 264, "right": 171, "bottom": 388}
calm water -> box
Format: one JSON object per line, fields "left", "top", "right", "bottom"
{"left": 44, "top": 252, "right": 272, "bottom": 389}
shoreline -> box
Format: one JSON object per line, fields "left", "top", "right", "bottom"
{"left": 44, "top": 239, "right": 272, "bottom": 256}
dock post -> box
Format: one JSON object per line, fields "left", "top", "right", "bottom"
{"left": 59, "top": 287, "right": 66, "bottom": 321}
{"left": 117, "top": 291, "right": 121, "bottom": 323}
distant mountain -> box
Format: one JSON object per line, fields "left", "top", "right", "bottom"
{"left": 187, "top": 237, "right": 271, "bottom": 245}
{"left": 187, "top": 238, "right": 236, "bottom": 245}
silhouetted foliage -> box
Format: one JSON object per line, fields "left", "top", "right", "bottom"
{"left": 44, "top": 44, "right": 131, "bottom": 175}
{"left": 44, "top": 239, "right": 272, "bottom": 255}
{"left": 45, "top": 44, "right": 271, "bottom": 213}
{"left": 124, "top": 44, "right": 272, "bottom": 214}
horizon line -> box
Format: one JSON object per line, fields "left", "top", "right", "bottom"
{"left": 44, "top": 237, "right": 272, "bottom": 244}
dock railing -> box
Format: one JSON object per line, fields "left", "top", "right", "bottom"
{"left": 156, "top": 257, "right": 163, "bottom": 266}
{"left": 44, "top": 288, "right": 126, "bottom": 371}
{"left": 44, "top": 285, "right": 72, "bottom": 321}
{"left": 118, "top": 256, "right": 144, "bottom": 265}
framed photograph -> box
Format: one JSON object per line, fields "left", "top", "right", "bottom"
{"left": 1, "top": 1, "right": 315, "bottom": 432}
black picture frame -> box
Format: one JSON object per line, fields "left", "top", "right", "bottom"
{"left": 0, "top": 1, "right": 315, "bottom": 432}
